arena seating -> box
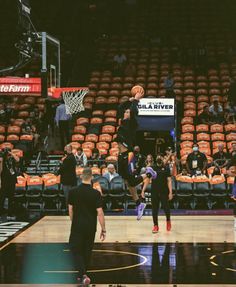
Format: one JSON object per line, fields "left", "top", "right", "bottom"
{"left": 1, "top": 0, "right": 235, "bottom": 211}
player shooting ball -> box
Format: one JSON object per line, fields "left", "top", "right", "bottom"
{"left": 115, "top": 85, "right": 157, "bottom": 220}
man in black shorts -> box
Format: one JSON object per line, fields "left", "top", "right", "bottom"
{"left": 68, "top": 167, "right": 106, "bottom": 285}
{"left": 151, "top": 157, "right": 173, "bottom": 233}
{"left": 117, "top": 138, "right": 157, "bottom": 220}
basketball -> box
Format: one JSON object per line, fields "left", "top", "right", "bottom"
{"left": 131, "top": 85, "right": 145, "bottom": 97}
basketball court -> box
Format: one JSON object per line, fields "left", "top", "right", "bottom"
{"left": 0, "top": 215, "right": 235, "bottom": 286}
{"left": 0, "top": 0, "right": 236, "bottom": 286}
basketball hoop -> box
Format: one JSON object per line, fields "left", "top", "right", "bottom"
{"left": 48, "top": 87, "right": 89, "bottom": 115}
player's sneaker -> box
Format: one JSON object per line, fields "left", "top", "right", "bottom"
{"left": 82, "top": 275, "right": 91, "bottom": 285}
{"left": 152, "top": 225, "right": 159, "bottom": 233}
{"left": 146, "top": 167, "right": 157, "bottom": 179}
{"left": 166, "top": 221, "right": 171, "bottom": 231}
{"left": 137, "top": 202, "right": 146, "bottom": 220}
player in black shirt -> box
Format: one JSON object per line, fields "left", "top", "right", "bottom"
{"left": 116, "top": 89, "right": 157, "bottom": 220}
{"left": 57, "top": 144, "right": 77, "bottom": 207}
{"left": 151, "top": 158, "right": 173, "bottom": 233}
{"left": 68, "top": 167, "right": 106, "bottom": 285}
{"left": 0, "top": 148, "right": 20, "bottom": 217}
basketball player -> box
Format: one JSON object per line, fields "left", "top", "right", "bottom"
{"left": 116, "top": 86, "right": 157, "bottom": 220}
{"left": 150, "top": 157, "right": 173, "bottom": 233}
{"left": 68, "top": 167, "right": 106, "bottom": 285}
{"left": 118, "top": 87, "right": 144, "bottom": 148}
{"left": 117, "top": 138, "right": 157, "bottom": 220}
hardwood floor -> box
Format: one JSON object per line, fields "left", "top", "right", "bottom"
{"left": 11, "top": 215, "right": 236, "bottom": 243}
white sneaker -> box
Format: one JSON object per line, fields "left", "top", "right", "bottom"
{"left": 137, "top": 202, "right": 146, "bottom": 220}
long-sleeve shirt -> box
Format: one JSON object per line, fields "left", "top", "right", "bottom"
{"left": 55, "top": 104, "right": 71, "bottom": 126}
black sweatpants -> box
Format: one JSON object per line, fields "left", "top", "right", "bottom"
{"left": 69, "top": 230, "right": 95, "bottom": 278}
{"left": 151, "top": 190, "right": 170, "bottom": 226}
{"left": 0, "top": 180, "right": 16, "bottom": 215}
{"left": 59, "top": 120, "right": 70, "bottom": 148}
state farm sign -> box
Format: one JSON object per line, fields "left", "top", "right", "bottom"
{"left": 0, "top": 85, "right": 30, "bottom": 93}
{"left": 0, "top": 77, "right": 41, "bottom": 95}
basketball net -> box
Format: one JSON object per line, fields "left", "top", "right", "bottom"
{"left": 62, "top": 88, "right": 89, "bottom": 115}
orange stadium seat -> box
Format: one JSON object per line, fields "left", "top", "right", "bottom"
{"left": 224, "top": 124, "right": 236, "bottom": 132}
{"left": 104, "top": 117, "right": 117, "bottom": 125}
{"left": 92, "top": 110, "right": 104, "bottom": 117}
{"left": 182, "top": 124, "right": 195, "bottom": 133}
{"left": 197, "top": 95, "right": 209, "bottom": 103}
{"left": 102, "top": 125, "right": 116, "bottom": 134}
{"left": 76, "top": 117, "right": 89, "bottom": 126}
{"left": 71, "top": 134, "right": 85, "bottom": 142}
{"left": 85, "top": 134, "right": 98, "bottom": 143}
{"left": 74, "top": 125, "right": 86, "bottom": 134}
{"left": 98, "top": 148, "right": 108, "bottom": 156}
{"left": 0, "top": 142, "right": 14, "bottom": 150}
{"left": 6, "top": 134, "right": 19, "bottom": 143}
{"left": 196, "top": 124, "right": 209, "bottom": 132}
{"left": 184, "top": 102, "right": 196, "bottom": 110}
{"left": 109, "top": 148, "right": 119, "bottom": 156}
{"left": 18, "top": 111, "right": 29, "bottom": 118}
{"left": 0, "top": 135, "right": 5, "bottom": 142}
{"left": 99, "top": 134, "right": 113, "bottom": 142}
{"left": 198, "top": 141, "right": 210, "bottom": 149}
{"left": 180, "top": 141, "right": 194, "bottom": 149}
{"left": 105, "top": 155, "right": 118, "bottom": 163}
{"left": 226, "top": 133, "right": 236, "bottom": 141}
{"left": 0, "top": 126, "right": 5, "bottom": 134}
{"left": 90, "top": 117, "right": 103, "bottom": 125}
{"left": 20, "top": 134, "right": 33, "bottom": 142}
{"left": 184, "top": 110, "right": 196, "bottom": 117}
{"left": 211, "top": 133, "right": 225, "bottom": 141}
{"left": 104, "top": 110, "right": 117, "bottom": 117}
{"left": 180, "top": 133, "right": 194, "bottom": 141}
{"left": 210, "top": 124, "right": 224, "bottom": 133}
{"left": 197, "top": 133, "right": 210, "bottom": 141}
{"left": 7, "top": 125, "right": 21, "bottom": 134}
{"left": 82, "top": 142, "right": 95, "bottom": 150}
{"left": 96, "top": 142, "right": 110, "bottom": 150}
{"left": 181, "top": 117, "right": 194, "bottom": 125}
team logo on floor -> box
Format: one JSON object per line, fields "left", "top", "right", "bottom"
{"left": 0, "top": 222, "right": 29, "bottom": 243}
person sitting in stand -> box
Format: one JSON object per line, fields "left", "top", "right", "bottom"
{"left": 21, "top": 117, "right": 40, "bottom": 148}
{"left": 213, "top": 143, "right": 230, "bottom": 168}
{"left": 75, "top": 147, "right": 88, "bottom": 167}
{"left": 103, "top": 164, "right": 119, "bottom": 182}
{"left": 197, "top": 106, "right": 214, "bottom": 125}
{"left": 90, "top": 148, "right": 104, "bottom": 167}
{"left": 186, "top": 143, "right": 208, "bottom": 176}
{"left": 209, "top": 100, "right": 224, "bottom": 123}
